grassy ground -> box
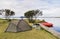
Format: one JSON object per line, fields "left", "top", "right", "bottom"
{"left": 0, "top": 19, "right": 58, "bottom": 39}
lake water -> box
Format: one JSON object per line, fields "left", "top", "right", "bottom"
{"left": 39, "top": 18, "right": 60, "bottom": 32}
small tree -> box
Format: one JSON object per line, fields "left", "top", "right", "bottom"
{"left": 24, "top": 9, "right": 43, "bottom": 23}
{"left": 0, "top": 9, "right": 5, "bottom": 15}
{"left": 24, "top": 10, "right": 35, "bottom": 23}
{"left": 5, "top": 9, "right": 15, "bottom": 21}
{"left": 34, "top": 9, "right": 43, "bottom": 20}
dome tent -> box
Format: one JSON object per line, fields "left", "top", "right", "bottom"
{"left": 5, "top": 20, "right": 32, "bottom": 32}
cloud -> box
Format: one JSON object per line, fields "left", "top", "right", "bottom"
{"left": 0, "top": 0, "right": 60, "bottom": 17}
{"left": 42, "top": 7, "right": 60, "bottom": 17}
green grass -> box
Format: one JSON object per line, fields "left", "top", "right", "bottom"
{"left": 0, "top": 19, "right": 58, "bottom": 39}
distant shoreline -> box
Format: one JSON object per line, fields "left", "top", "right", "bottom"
{"left": 0, "top": 17, "right": 60, "bottom": 18}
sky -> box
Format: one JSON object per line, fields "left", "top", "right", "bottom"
{"left": 0, "top": 0, "right": 60, "bottom": 17}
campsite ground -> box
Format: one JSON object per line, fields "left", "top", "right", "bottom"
{"left": 0, "top": 19, "right": 58, "bottom": 39}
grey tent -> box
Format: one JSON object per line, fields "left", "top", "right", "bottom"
{"left": 5, "top": 20, "right": 32, "bottom": 32}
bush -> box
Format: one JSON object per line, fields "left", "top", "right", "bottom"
{"left": 8, "top": 19, "right": 11, "bottom": 22}
{"left": 40, "top": 19, "right": 46, "bottom": 23}
{"left": 28, "top": 19, "right": 35, "bottom": 23}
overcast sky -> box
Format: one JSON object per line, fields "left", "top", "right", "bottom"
{"left": 0, "top": 0, "right": 60, "bottom": 17}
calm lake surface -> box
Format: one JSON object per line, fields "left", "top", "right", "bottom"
{"left": 39, "top": 18, "right": 60, "bottom": 32}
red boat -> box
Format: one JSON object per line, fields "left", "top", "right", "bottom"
{"left": 41, "top": 22, "right": 53, "bottom": 27}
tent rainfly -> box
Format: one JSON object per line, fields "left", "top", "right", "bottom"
{"left": 5, "top": 20, "right": 32, "bottom": 32}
